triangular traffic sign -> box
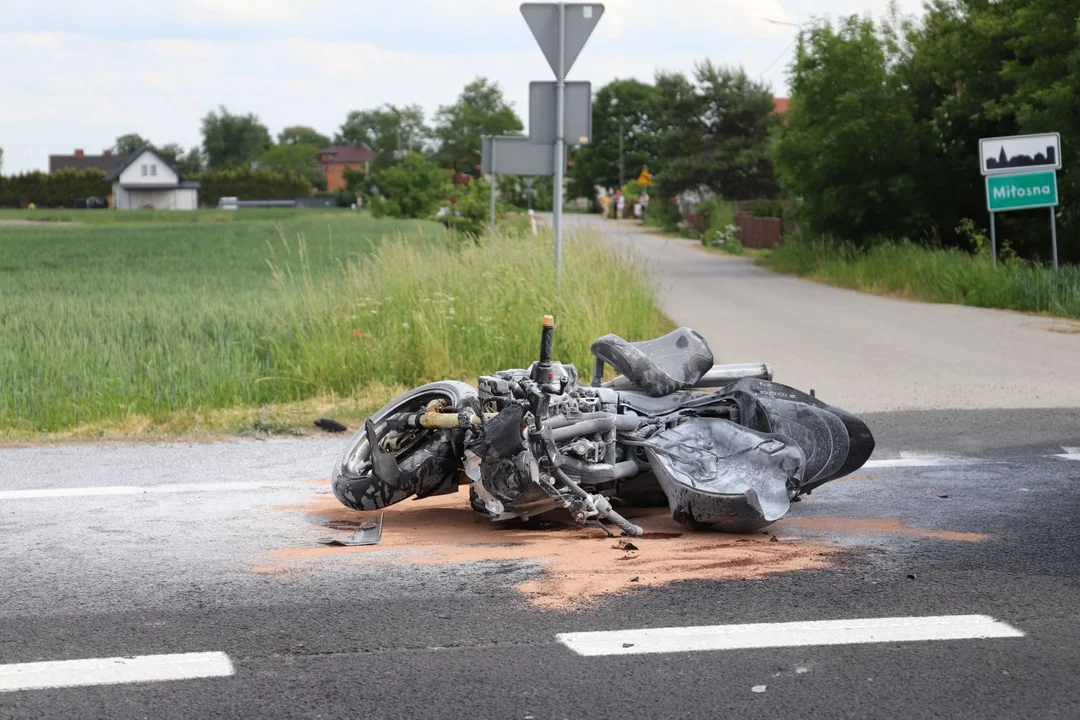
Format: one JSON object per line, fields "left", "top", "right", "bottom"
{"left": 521, "top": 3, "right": 605, "bottom": 78}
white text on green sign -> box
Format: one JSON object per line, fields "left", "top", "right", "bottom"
{"left": 986, "top": 170, "right": 1059, "bottom": 212}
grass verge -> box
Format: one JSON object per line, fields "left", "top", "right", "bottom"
{"left": 762, "top": 237, "right": 1080, "bottom": 318}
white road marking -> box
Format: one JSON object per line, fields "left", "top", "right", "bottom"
{"left": 556, "top": 615, "right": 1024, "bottom": 657}
{"left": 1053, "top": 446, "right": 1080, "bottom": 462}
{"left": 0, "top": 481, "right": 301, "bottom": 501}
{"left": 0, "top": 652, "right": 234, "bottom": 693}
{"left": 863, "top": 454, "right": 976, "bottom": 469}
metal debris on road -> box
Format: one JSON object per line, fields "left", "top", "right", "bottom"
{"left": 317, "top": 513, "right": 384, "bottom": 546}
{"left": 617, "top": 539, "right": 639, "bottom": 551}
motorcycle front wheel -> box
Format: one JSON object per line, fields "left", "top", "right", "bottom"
{"left": 331, "top": 381, "right": 478, "bottom": 511}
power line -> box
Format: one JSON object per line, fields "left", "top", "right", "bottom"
{"left": 758, "top": 36, "right": 798, "bottom": 79}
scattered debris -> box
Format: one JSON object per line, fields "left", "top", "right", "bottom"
{"left": 752, "top": 685, "right": 767, "bottom": 693}
{"left": 622, "top": 643, "right": 635, "bottom": 648}
{"left": 617, "top": 539, "right": 639, "bottom": 551}
{"left": 937, "top": 494, "right": 950, "bottom": 499}
{"left": 629, "top": 576, "right": 640, "bottom": 583}
{"left": 907, "top": 573, "right": 917, "bottom": 580}
{"left": 770, "top": 535, "right": 779, "bottom": 542}
{"left": 317, "top": 513, "right": 384, "bottom": 546}
{"left": 796, "top": 667, "right": 809, "bottom": 675}
{"left": 315, "top": 418, "right": 348, "bottom": 433}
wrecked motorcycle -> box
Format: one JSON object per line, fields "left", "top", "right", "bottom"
{"left": 331, "top": 317, "right": 874, "bottom": 535}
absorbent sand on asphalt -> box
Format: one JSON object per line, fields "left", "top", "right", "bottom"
{"left": 568, "top": 214, "right": 1080, "bottom": 414}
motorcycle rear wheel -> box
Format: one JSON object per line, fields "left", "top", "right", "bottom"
{"left": 331, "top": 381, "right": 478, "bottom": 511}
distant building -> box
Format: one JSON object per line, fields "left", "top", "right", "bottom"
{"left": 48, "top": 148, "right": 123, "bottom": 174}
{"left": 773, "top": 97, "right": 790, "bottom": 115}
{"left": 317, "top": 144, "right": 375, "bottom": 192}
{"left": 106, "top": 148, "right": 200, "bottom": 210}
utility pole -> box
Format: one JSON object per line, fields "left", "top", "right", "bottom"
{"left": 618, "top": 119, "right": 625, "bottom": 189}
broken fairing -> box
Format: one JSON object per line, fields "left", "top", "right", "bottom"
{"left": 645, "top": 419, "right": 805, "bottom": 532}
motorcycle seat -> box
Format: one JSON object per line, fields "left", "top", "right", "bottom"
{"left": 590, "top": 328, "right": 714, "bottom": 397}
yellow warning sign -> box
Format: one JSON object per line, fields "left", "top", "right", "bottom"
{"left": 636, "top": 168, "right": 653, "bottom": 186}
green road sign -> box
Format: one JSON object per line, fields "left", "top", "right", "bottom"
{"left": 986, "top": 170, "right": 1059, "bottom": 212}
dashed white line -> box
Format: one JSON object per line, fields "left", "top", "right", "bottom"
{"left": 0, "top": 652, "right": 234, "bottom": 693}
{"left": 556, "top": 615, "right": 1025, "bottom": 657}
{"left": 1053, "top": 446, "right": 1080, "bottom": 462}
{"left": 0, "top": 481, "right": 302, "bottom": 501}
{"left": 863, "top": 453, "right": 977, "bottom": 469}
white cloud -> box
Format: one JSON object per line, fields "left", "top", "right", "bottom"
{"left": 0, "top": 0, "right": 925, "bottom": 173}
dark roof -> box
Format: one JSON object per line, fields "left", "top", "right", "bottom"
{"left": 49, "top": 153, "right": 123, "bottom": 174}
{"left": 116, "top": 181, "right": 201, "bottom": 190}
{"left": 105, "top": 147, "right": 186, "bottom": 183}
{"left": 318, "top": 144, "right": 375, "bottom": 164}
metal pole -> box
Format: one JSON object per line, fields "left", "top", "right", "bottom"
{"left": 1050, "top": 207, "right": 1059, "bottom": 272}
{"left": 618, "top": 120, "right": 624, "bottom": 189}
{"left": 553, "top": 1, "right": 566, "bottom": 285}
{"left": 490, "top": 140, "right": 497, "bottom": 232}
{"left": 989, "top": 212, "right": 997, "bottom": 268}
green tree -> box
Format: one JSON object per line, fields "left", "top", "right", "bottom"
{"left": 370, "top": 152, "right": 451, "bottom": 219}
{"left": 257, "top": 143, "right": 323, "bottom": 189}
{"left": 278, "top": 125, "right": 331, "bottom": 149}
{"left": 772, "top": 16, "right": 922, "bottom": 244}
{"left": 156, "top": 143, "right": 185, "bottom": 168}
{"left": 114, "top": 133, "right": 152, "bottom": 157}
{"left": 201, "top": 106, "right": 273, "bottom": 170}
{"left": 569, "top": 79, "right": 660, "bottom": 202}
{"left": 0, "top": 146, "right": 4, "bottom": 174}
{"left": 336, "top": 104, "right": 429, "bottom": 170}
{"left": 432, "top": 78, "right": 523, "bottom": 178}
{"left": 175, "top": 147, "right": 204, "bottom": 176}
{"left": 654, "top": 62, "right": 779, "bottom": 201}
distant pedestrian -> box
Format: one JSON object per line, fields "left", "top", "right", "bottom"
{"left": 639, "top": 190, "right": 649, "bottom": 222}
{"left": 615, "top": 190, "right": 625, "bottom": 220}
{"left": 600, "top": 194, "right": 610, "bottom": 218}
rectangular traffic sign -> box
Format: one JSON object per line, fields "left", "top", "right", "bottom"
{"left": 482, "top": 136, "right": 564, "bottom": 176}
{"left": 529, "top": 81, "right": 591, "bottom": 145}
{"left": 986, "top": 170, "right": 1059, "bottom": 212}
{"left": 521, "top": 3, "right": 605, "bottom": 78}
{"left": 979, "top": 132, "right": 1061, "bottom": 176}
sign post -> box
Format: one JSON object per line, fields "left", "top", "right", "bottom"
{"left": 979, "top": 133, "right": 1062, "bottom": 271}
{"left": 490, "top": 139, "right": 497, "bottom": 232}
{"left": 521, "top": 3, "right": 604, "bottom": 284}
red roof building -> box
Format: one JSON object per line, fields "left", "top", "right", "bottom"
{"left": 317, "top": 145, "right": 376, "bottom": 192}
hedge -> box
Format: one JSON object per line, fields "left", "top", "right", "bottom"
{"left": 191, "top": 168, "right": 312, "bottom": 207}
{"left": 0, "top": 169, "right": 111, "bottom": 207}
{"left": 0, "top": 167, "right": 313, "bottom": 208}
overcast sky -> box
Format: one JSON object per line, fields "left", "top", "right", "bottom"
{"left": 0, "top": 0, "right": 922, "bottom": 174}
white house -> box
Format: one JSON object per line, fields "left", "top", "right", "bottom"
{"left": 106, "top": 148, "right": 200, "bottom": 210}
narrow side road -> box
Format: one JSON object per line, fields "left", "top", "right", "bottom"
{"left": 569, "top": 214, "right": 1080, "bottom": 414}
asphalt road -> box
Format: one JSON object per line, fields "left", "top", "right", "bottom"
{"left": 3, "top": 219, "right": 1080, "bottom": 719}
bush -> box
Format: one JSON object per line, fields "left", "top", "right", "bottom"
{"left": 709, "top": 224, "right": 743, "bottom": 254}
{"left": 370, "top": 153, "right": 451, "bottom": 220}
{"left": 644, "top": 198, "right": 681, "bottom": 231}
{"left": 192, "top": 168, "right": 312, "bottom": 207}
{"left": 438, "top": 178, "right": 496, "bottom": 239}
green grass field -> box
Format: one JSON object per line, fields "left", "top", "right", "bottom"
{"left": 0, "top": 209, "right": 668, "bottom": 438}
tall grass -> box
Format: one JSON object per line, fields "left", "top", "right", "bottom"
{"left": 0, "top": 213, "right": 668, "bottom": 435}
{"left": 265, "top": 228, "right": 670, "bottom": 397}
{"left": 764, "top": 237, "right": 1080, "bottom": 318}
